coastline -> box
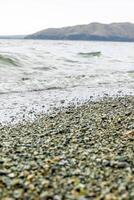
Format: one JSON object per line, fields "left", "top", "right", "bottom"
{"left": 0, "top": 95, "right": 134, "bottom": 199}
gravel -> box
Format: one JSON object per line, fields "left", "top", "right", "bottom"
{"left": 0, "top": 96, "right": 134, "bottom": 199}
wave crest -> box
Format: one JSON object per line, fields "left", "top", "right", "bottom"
{"left": 0, "top": 54, "right": 19, "bottom": 66}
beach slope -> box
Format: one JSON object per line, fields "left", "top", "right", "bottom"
{"left": 0, "top": 96, "right": 134, "bottom": 199}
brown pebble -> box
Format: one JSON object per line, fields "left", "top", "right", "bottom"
{"left": 123, "top": 130, "right": 134, "bottom": 138}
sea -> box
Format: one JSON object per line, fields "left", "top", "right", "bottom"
{"left": 0, "top": 39, "right": 134, "bottom": 124}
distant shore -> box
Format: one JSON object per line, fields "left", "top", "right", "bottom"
{"left": 0, "top": 95, "right": 134, "bottom": 199}
{"left": 1, "top": 22, "right": 134, "bottom": 42}
{"left": 25, "top": 22, "right": 134, "bottom": 42}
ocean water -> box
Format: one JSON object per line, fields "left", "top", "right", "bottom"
{"left": 0, "top": 40, "right": 134, "bottom": 123}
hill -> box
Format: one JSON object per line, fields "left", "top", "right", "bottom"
{"left": 25, "top": 22, "right": 134, "bottom": 42}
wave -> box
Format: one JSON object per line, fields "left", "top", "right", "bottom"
{"left": 34, "top": 66, "right": 52, "bottom": 71}
{"left": 109, "top": 59, "right": 122, "bottom": 63}
{"left": 29, "top": 87, "right": 63, "bottom": 92}
{"left": 127, "top": 70, "right": 134, "bottom": 76}
{"left": 36, "top": 64, "right": 57, "bottom": 71}
{"left": 64, "top": 59, "right": 79, "bottom": 63}
{"left": 0, "top": 86, "right": 64, "bottom": 95}
{"left": 127, "top": 70, "right": 134, "bottom": 74}
{"left": 78, "top": 51, "right": 101, "bottom": 57}
{"left": 0, "top": 54, "right": 20, "bottom": 66}
{"left": 57, "top": 57, "right": 79, "bottom": 63}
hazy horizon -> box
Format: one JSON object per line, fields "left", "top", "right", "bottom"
{"left": 0, "top": 0, "right": 134, "bottom": 35}
{"left": 1, "top": 21, "right": 134, "bottom": 37}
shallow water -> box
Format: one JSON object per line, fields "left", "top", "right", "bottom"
{"left": 0, "top": 39, "right": 134, "bottom": 123}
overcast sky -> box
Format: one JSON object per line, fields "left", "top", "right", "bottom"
{"left": 0, "top": 0, "right": 134, "bottom": 35}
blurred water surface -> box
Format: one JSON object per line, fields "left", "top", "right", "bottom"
{"left": 0, "top": 40, "right": 134, "bottom": 123}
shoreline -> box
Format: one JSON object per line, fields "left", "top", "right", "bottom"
{"left": 1, "top": 90, "right": 134, "bottom": 126}
{"left": 0, "top": 95, "right": 134, "bottom": 199}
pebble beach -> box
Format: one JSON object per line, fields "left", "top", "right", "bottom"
{"left": 0, "top": 96, "right": 134, "bottom": 200}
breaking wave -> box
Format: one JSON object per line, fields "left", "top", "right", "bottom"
{"left": 0, "top": 54, "right": 20, "bottom": 66}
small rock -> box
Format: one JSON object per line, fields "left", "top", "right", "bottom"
{"left": 0, "top": 170, "right": 8, "bottom": 176}
{"left": 102, "top": 160, "right": 111, "bottom": 167}
{"left": 123, "top": 130, "right": 134, "bottom": 138}
{"left": 60, "top": 100, "right": 65, "bottom": 104}
{"left": 13, "top": 189, "right": 23, "bottom": 199}
{"left": 40, "top": 191, "right": 53, "bottom": 200}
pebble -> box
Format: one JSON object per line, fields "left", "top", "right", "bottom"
{"left": 0, "top": 96, "right": 134, "bottom": 199}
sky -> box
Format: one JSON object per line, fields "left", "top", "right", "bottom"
{"left": 0, "top": 0, "right": 134, "bottom": 35}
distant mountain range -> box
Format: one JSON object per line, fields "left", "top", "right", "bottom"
{"left": 25, "top": 22, "right": 134, "bottom": 42}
